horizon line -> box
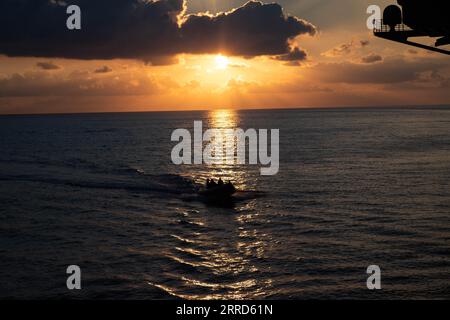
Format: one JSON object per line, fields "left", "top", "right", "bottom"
{"left": 1, "top": 104, "right": 449, "bottom": 117}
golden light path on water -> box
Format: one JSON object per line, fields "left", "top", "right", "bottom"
{"left": 148, "top": 109, "right": 273, "bottom": 300}
{"left": 203, "top": 109, "right": 250, "bottom": 189}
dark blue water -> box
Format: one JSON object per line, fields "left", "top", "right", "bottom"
{"left": 0, "top": 107, "right": 449, "bottom": 299}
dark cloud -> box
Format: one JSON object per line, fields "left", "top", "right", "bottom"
{"left": 0, "top": 0, "right": 316, "bottom": 62}
{"left": 272, "top": 47, "right": 307, "bottom": 66}
{"left": 36, "top": 61, "right": 61, "bottom": 70}
{"left": 94, "top": 66, "right": 113, "bottom": 73}
{"left": 181, "top": 1, "right": 316, "bottom": 56}
{"left": 361, "top": 53, "right": 382, "bottom": 64}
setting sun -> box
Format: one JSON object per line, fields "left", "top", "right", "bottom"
{"left": 215, "top": 54, "right": 229, "bottom": 70}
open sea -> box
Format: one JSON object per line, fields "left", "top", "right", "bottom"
{"left": 0, "top": 107, "right": 449, "bottom": 299}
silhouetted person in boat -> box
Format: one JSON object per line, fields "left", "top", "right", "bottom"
{"left": 226, "top": 181, "right": 236, "bottom": 192}
{"left": 206, "top": 178, "right": 235, "bottom": 190}
{"left": 209, "top": 179, "right": 217, "bottom": 188}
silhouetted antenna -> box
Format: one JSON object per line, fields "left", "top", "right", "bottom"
{"left": 384, "top": 5, "right": 402, "bottom": 31}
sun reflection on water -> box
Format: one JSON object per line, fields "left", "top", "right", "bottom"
{"left": 151, "top": 109, "right": 272, "bottom": 300}
{"left": 201, "top": 109, "right": 251, "bottom": 189}
{"left": 209, "top": 109, "right": 238, "bottom": 129}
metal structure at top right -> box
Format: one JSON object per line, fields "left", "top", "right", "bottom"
{"left": 374, "top": 0, "right": 450, "bottom": 55}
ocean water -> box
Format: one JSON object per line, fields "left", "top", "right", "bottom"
{"left": 0, "top": 107, "right": 449, "bottom": 299}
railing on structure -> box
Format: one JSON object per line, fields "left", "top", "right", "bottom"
{"left": 373, "top": 20, "right": 411, "bottom": 33}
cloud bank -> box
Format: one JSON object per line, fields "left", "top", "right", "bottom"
{"left": 310, "top": 57, "right": 449, "bottom": 85}
{"left": 0, "top": 0, "right": 316, "bottom": 63}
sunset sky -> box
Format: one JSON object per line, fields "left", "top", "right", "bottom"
{"left": 0, "top": 0, "right": 449, "bottom": 114}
